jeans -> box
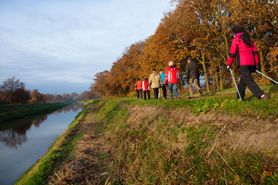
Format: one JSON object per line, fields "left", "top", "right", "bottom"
{"left": 168, "top": 83, "right": 179, "bottom": 98}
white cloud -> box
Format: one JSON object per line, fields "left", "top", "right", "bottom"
{"left": 0, "top": 0, "right": 172, "bottom": 93}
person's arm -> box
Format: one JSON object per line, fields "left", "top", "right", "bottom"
{"left": 227, "top": 37, "right": 238, "bottom": 67}
{"left": 149, "top": 75, "right": 152, "bottom": 86}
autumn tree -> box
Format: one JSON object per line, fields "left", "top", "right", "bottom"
{"left": 0, "top": 77, "right": 31, "bottom": 104}
{"left": 30, "top": 89, "right": 45, "bottom": 104}
{"left": 91, "top": 0, "right": 278, "bottom": 97}
{"left": 92, "top": 71, "right": 110, "bottom": 97}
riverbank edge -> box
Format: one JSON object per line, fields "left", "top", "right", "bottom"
{"left": 15, "top": 106, "right": 88, "bottom": 185}
{"left": 0, "top": 103, "right": 68, "bottom": 123}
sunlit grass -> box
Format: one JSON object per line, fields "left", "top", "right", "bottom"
{"left": 91, "top": 97, "right": 278, "bottom": 184}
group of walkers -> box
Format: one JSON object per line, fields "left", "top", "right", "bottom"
{"left": 135, "top": 58, "right": 203, "bottom": 100}
{"left": 136, "top": 25, "right": 277, "bottom": 100}
{"left": 135, "top": 24, "right": 272, "bottom": 101}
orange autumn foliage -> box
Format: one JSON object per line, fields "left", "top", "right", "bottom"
{"left": 92, "top": 0, "right": 278, "bottom": 97}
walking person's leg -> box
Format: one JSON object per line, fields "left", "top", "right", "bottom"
{"left": 173, "top": 84, "right": 179, "bottom": 98}
{"left": 193, "top": 78, "right": 202, "bottom": 96}
{"left": 162, "top": 85, "right": 167, "bottom": 99}
{"left": 154, "top": 88, "right": 159, "bottom": 99}
{"left": 147, "top": 91, "right": 151, "bottom": 99}
{"left": 168, "top": 84, "right": 173, "bottom": 98}
{"left": 139, "top": 90, "right": 142, "bottom": 99}
{"left": 143, "top": 91, "right": 146, "bottom": 100}
{"left": 188, "top": 78, "right": 194, "bottom": 98}
{"left": 240, "top": 69, "right": 264, "bottom": 99}
{"left": 237, "top": 77, "right": 246, "bottom": 100}
{"left": 136, "top": 90, "right": 139, "bottom": 99}
{"left": 153, "top": 88, "right": 157, "bottom": 99}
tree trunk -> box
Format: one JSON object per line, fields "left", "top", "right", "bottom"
{"left": 214, "top": 71, "right": 219, "bottom": 91}
{"left": 201, "top": 52, "right": 210, "bottom": 93}
{"left": 259, "top": 50, "right": 269, "bottom": 85}
{"left": 218, "top": 61, "right": 224, "bottom": 90}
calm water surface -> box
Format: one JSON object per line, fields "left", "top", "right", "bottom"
{"left": 0, "top": 103, "right": 83, "bottom": 185}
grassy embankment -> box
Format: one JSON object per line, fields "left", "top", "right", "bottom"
{"left": 15, "top": 104, "right": 90, "bottom": 185}
{"left": 16, "top": 86, "right": 278, "bottom": 184}
{"left": 90, "top": 90, "right": 277, "bottom": 184}
{"left": 0, "top": 103, "right": 67, "bottom": 123}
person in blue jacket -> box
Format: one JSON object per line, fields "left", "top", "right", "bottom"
{"left": 159, "top": 71, "right": 167, "bottom": 99}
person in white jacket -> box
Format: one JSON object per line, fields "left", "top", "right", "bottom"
{"left": 149, "top": 70, "right": 162, "bottom": 99}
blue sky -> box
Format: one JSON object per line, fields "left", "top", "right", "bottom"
{"left": 0, "top": 0, "right": 172, "bottom": 94}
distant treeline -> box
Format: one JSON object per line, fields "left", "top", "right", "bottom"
{"left": 0, "top": 77, "right": 95, "bottom": 104}
{"left": 91, "top": 0, "right": 277, "bottom": 97}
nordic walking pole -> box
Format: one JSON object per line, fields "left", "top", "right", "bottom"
{"left": 229, "top": 68, "right": 243, "bottom": 101}
{"left": 255, "top": 70, "right": 278, "bottom": 85}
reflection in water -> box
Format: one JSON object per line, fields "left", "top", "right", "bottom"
{"left": 0, "top": 103, "right": 82, "bottom": 149}
{"left": 52, "top": 103, "right": 83, "bottom": 114}
{"left": 0, "top": 130, "right": 26, "bottom": 149}
{"left": 0, "top": 116, "right": 47, "bottom": 149}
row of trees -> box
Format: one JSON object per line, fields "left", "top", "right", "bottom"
{"left": 91, "top": 0, "right": 277, "bottom": 97}
{"left": 0, "top": 77, "right": 44, "bottom": 104}
{"left": 0, "top": 77, "right": 95, "bottom": 104}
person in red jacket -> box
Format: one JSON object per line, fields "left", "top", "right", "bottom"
{"left": 227, "top": 25, "right": 268, "bottom": 100}
{"left": 135, "top": 79, "right": 142, "bottom": 99}
{"left": 165, "top": 61, "right": 180, "bottom": 99}
{"left": 142, "top": 77, "right": 150, "bottom": 100}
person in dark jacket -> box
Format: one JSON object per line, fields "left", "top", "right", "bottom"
{"left": 227, "top": 25, "right": 268, "bottom": 100}
{"left": 185, "top": 57, "right": 202, "bottom": 98}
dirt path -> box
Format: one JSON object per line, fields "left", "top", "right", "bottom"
{"left": 48, "top": 108, "right": 110, "bottom": 185}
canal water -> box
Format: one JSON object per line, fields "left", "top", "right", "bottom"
{"left": 0, "top": 104, "right": 83, "bottom": 185}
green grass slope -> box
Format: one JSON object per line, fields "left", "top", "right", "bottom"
{"left": 91, "top": 94, "right": 278, "bottom": 184}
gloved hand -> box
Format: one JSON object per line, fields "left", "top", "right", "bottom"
{"left": 227, "top": 65, "right": 231, "bottom": 70}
